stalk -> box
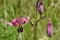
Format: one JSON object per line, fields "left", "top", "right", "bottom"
{"left": 34, "top": 6, "right": 37, "bottom": 40}
{"left": 17, "top": 33, "right": 22, "bottom": 40}
{"left": 34, "top": 21, "right": 37, "bottom": 40}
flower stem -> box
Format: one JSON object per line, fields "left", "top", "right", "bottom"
{"left": 34, "top": 5, "right": 38, "bottom": 40}
{"left": 17, "top": 33, "right": 22, "bottom": 40}
{"left": 34, "top": 21, "right": 37, "bottom": 40}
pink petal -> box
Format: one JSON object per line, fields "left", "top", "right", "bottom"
{"left": 39, "top": 5, "right": 43, "bottom": 12}
{"left": 6, "top": 22, "right": 13, "bottom": 26}
{"left": 23, "top": 17, "right": 30, "bottom": 24}
{"left": 12, "top": 18, "right": 18, "bottom": 26}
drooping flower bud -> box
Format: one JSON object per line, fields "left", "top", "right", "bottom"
{"left": 47, "top": 19, "right": 53, "bottom": 37}
{"left": 36, "top": 0, "right": 44, "bottom": 15}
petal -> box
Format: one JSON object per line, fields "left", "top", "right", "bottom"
{"left": 6, "top": 22, "right": 13, "bottom": 26}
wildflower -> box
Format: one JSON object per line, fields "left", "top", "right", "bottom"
{"left": 36, "top": 0, "right": 44, "bottom": 15}
{"left": 6, "top": 16, "right": 30, "bottom": 26}
{"left": 46, "top": 19, "right": 53, "bottom": 37}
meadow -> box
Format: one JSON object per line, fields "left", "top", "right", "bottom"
{"left": 0, "top": 0, "right": 60, "bottom": 40}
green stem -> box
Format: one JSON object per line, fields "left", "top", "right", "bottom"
{"left": 37, "top": 16, "right": 47, "bottom": 22}
{"left": 34, "top": 21, "right": 37, "bottom": 40}
{"left": 29, "top": 21, "right": 34, "bottom": 27}
{"left": 34, "top": 5, "right": 38, "bottom": 40}
{"left": 17, "top": 33, "right": 22, "bottom": 40}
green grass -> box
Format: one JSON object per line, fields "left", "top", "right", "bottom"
{"left": 0, "top": 0, "right": 60, "bottom": 40}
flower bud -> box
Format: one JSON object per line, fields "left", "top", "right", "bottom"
{"left": 47, "top": 20, "right": 53, "bottom": 37}
{"left": 36, "top": 0, "right": 44, "bottom": 15}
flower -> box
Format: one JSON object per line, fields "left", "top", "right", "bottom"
{"left": 46, "top": 19, "right": 53, "bottom": 37}
{"left": 6, "top": 16, "right": 30, "bottom": 26}
{"left": 36, "top": 0, "right": 44, "bottom": 15}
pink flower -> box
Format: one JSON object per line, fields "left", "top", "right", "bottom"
{"left": 47, "top": 20, "right": 53, "bottom": 37}
{"left": 6, "top": 16, "right": 30, "bottom": 26}
{"left": 36, "top": 0, "right": 44, "bottom": 15}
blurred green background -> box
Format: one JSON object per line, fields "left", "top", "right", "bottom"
{"left": 0, "top": 0, "right": 60, "bottom": 40}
